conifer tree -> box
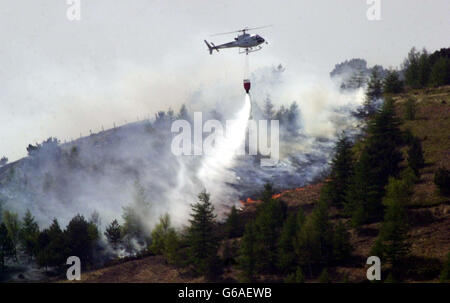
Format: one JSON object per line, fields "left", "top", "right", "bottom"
{"left": 404, "top": 98, "right": 417, "bottom": 121}
{"left": 2, "top": 211, "right": 20, "bottom": 261}
{"left": 0, "top": 223, "right": 14, "bottom": 271}
{"left": 19, "top": 209, "right": 40, "bottom": 261}
{"left": 383, "top": 69, "right": 403, "bottom": 94}
{"left": 254, "top": 187, "right": 286, "bottom": 273}
{"left": 346, "top": 98, "right": 403, "bottom": 227}
{"left": 295, "top": 200, "right": 333, "bottom": 275}
{"left": 325, "top": 135, "right": 354, "bottom": 208}
{"left": 186, "top": 190, "right": 219, "bottom": 278}
{"left": 277, "top": 212, "right": 298, "bottom": 273}
{"left": 104, "top": 219, "right": 122, "bottom": 249}
{"left": 333, "top": 221, "right": 352, "bottom": 262}
{"left": 371, "top": 178, "right": 410, "bottom": 270}
{"left": 363, "top": 67, "right": 383, "bottom": 116}
{"left": 163, "top": 228, "right": 181, "bottom": 266}
{"left": 149, "top": 214, "right": 171, "bottom": 254}
{"left": 407, "top": 137, "right": 425, "bottom": 177}
{"left": 403, "top": 47, "right": 421, "bottom": 89}
{"left": 238, "top": 222, "right": 257, "bottom": 282}
{"left": 225, "top": 205, "right": 240, "bottom": 238}
{"left": 37, "top": 218, "right": 65, "bottom": 270}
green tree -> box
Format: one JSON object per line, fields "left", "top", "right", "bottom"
{"left": 186, "top": 190, "right": 219, "bottom": 278}
{"left": 324, "top": 135, "right": 354, "bottom": 208}
{"left": 104, "top": 219, "right": 122, "bottom": 249}
{"left": 383, "top": 69, "right": 403, "bottom": 94}
{"left": 65, "top": 214, "right": 99, "bottom": 267}
{"left": 404, "top": 98, "right": 416, "bottom": 121}
{"left": 254, "top": 191, "right": 286, "bottom": 273}
{"left": 36, "top": 219, "right": 65, "bottom": 270}
{"left": 0, "top": 223, "right": 15, "bottom": 271}
{"left": 417, "top": 49, "right": 431, "bottom": 87}
{"left": 371, "top": 178, "right": 410, "bottom": 270}
{"left": 430, "top": 57, "right": 450, "bottom": 87}
{"left": 346, "top": 99, "right": 403, "bottom": 227}
{"left": 163, "top": 228, "right": 181, "bottom": 265}
{"left": 363, "top": 67, "right": 383, "bottom": 116}
{"left": 19, "top": 210, "right": 40, "bottom": 261}
{"left": 225, "top": 205, "right": 240, "bottom": 238}
{"left": 2, "top": 210, "right": 21, "bottom": 261}
{"left": 238, "top": 222, "right": 257, "bottom": 282}
{"left": 122, "top": 181, "right": 151, "bottom": 244}
{"left": 333, "top": 221, "right": 352, "bottom": 262}
{"left": 403, "top": 47, "right": 421, "bottom": 88}
{"left": 295, "top": 201, "right": 334, "bottom": 276}
{"left": 149, "top": 214, "right": 171, "bottom": 255}
{"left": 407, "top": 137, "right": 425, "bottom": 177}
{"left": 277, "top": 212, "right": 298, "bottom": 273}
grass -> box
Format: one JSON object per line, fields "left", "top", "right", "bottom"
{"left": 394, "top": 85, "right": 450, "bottom": 206}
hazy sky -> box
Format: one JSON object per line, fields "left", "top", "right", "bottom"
{"left": 1, "top": 0, "right": 449, "bottom": 161}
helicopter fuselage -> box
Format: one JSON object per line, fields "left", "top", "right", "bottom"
{"left": 204, "top": 33, "right": 266, "bottom": 54}
{"left": 216, "top": 34, "right": 265, "bottom": 49}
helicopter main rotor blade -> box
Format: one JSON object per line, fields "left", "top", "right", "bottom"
{"left": 210, "top": 25, "right": 273, "bottom": 37}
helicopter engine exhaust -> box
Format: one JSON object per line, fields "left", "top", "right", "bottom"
{"left": 243, "top": 79, "right": 251, "bottom": 94}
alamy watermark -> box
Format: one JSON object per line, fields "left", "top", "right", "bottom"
{"left": 66, "top": 0, "right": 81, "bottom": 21}
{"left": 171, "top": 112, "right": 279, "bottom": 167}
{"left": 366, "top": 0, "right": 381, "bottom": 21}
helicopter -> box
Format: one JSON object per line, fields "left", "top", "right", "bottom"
{"left": 204, "top": 25, "right": 270, "bottom": 55}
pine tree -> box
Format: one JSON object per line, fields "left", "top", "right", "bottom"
{"left": 333, "top": 221, "right": 352, "bottom": 262}
{"left": 346, "top": 98, "right": 403, "bottom": 227}
{"left": 430, "top": 57, "right": 450, "bottom": 87}
{"left": 2, "top": 210, "right": 20, "bottom": 261}
{"left": 163, "top": 228, "right": 181, "bottom": 265}
{"left": 363, "top": 67, "right": 383, "bottom": 116}
{"left": 418, "top": 49, "right": 431, "bottom": 87}
{"left": 325, "top": 135, "right": 354, "bottom": 208}
{"left": 277, "top": 212, "right": 298, "bottom": 273}
{"left": 295, "top": 200, "right": 334, "bottom": 275}
{"left": 225, "top": 205, "right": 240, "bottom": 238}
{"left": 104, "top": 219, "right": 122, "bottom": 249}
{"left": 254, "top": 189, "right": 286, "bottom": 273}
{"left": 149, "top": 214, "right": 171, "bottom": 254}
{"left": 186, "top": 190, "right": 219, "bottom": 278}
{"left": 407, "top": 137, "right": 425, "bottom": 176}
{"left": 238, "top": 222, "right": 257, "bottom": 282}
{"left": 65, "top": 214, "right": 99, "bottom": 267}
{"left": 383, "top": 69, "right": 403, "bottom": 94}
{"left": 404, "top": 98, "right": 417, "bottom": 121}
{"left": 403, "top": 47, "right": 421, "bottom": 89}
{"left": 19, "top": 209, "right": 40, "bottom": 261}
{"left": 371, "top": 178, "right": 410, "bottom": 270}
{"left": 0, "top": 223, "right": 15, "bottom": 271}
{"left": 36, "top": 219, "right": 65, "bottom": 270}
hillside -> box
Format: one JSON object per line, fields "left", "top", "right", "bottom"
{"left": 68, "top": 86, "right": 450, "bottom": 283}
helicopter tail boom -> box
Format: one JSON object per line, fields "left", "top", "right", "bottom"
{"left": 204, "top": 40, "right": 219, "bottom": 55}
